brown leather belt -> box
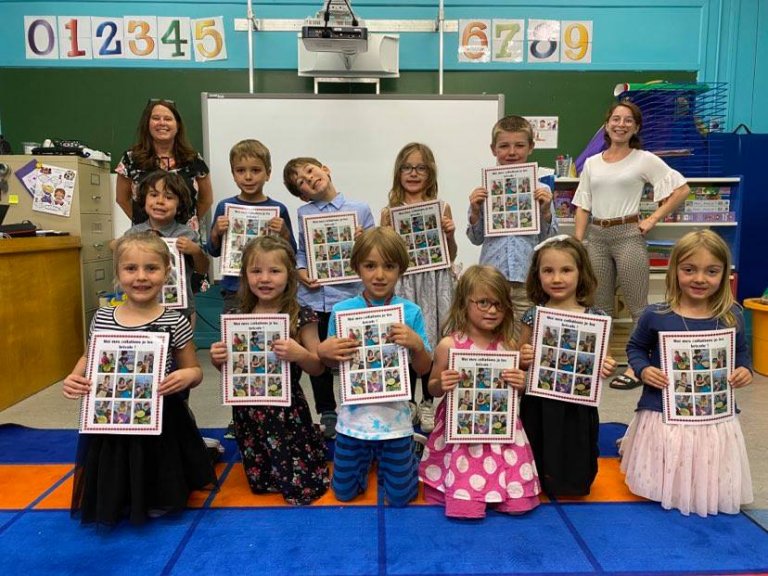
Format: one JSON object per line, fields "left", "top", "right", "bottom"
{"left": 591, "top": 214, "right": 640, "bottom": 228}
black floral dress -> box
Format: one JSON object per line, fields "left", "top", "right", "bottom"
{"left": 232, "top": 307, "right": 330, "bottom": 505}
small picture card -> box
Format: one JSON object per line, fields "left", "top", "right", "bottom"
{"left": 389, "top": 200, "right": 451, "bottom": 274}
{"left": 336, "top": 304, "right": 410, "bottom": 405}
{"left": 30, "top": 162, "right": 77, "bottom": 217}
{"left": 445, "top": 350, "right": 519, "bottom": 444}
{"left": 220, "top": 314, "right": 291, "bottom": 406}
{"left": 659, "top": 329, "right": 736, "bottom": 425}
{"left": 482, "top": 162, "right": 540, "bottom": 237}
{"left": 80, "top": 331, "right": 169, "bottom": 435}
{"left": 160, "top": 238, "right": 187, "bottom": 310}
{"left": 220, "top": 204, "right": 280, "bottom": 276}
{"left": 303, "top": 211, "right": 359, "bottom": 285}
{"left": 527, "top": 307, "right": 612, "bottom": 407}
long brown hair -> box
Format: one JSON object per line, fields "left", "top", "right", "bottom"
{"left": 525, "top": 235, "right": 597, "bottom": 307}
{"left": 387, "top": 143, "right": 438, "bottom": 207}
{"left": 131, "top": 99, "right": 198, "bottom": 169}
{"left": 603, "top": 99, "right": 643, "bottom": 150}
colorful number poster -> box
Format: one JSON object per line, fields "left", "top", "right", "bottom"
{"left": 527, "top": 307, "right": 612, "bottom": 407}
{"left": 659, "top": 329, "right": 735, "bottom": 425}
{"left": 220, "top": 204, "right": 279, "bottom": 276}
{"left": 30, "top": 163, "right": 77, "bottom": 217}
{"left": 303, "top": 212, "right": 358, "bottom": 285}
{"left": 160, "top": 238, "right": 186, "bottom": 310}
{"left": 80, "top": 331, "right": 169, "bottom": 435}
{"left": 389, "top": 200, "right": 451, "bottom": 274}
{"left": 336, "top": 304, "right": 410, "bottom": 405}
{"left": 445, "top": 350, "right": 519, "bottom": 444}
{"left": 482, "top": 163, "right": 540, "bottom": 237}
{"left": 220, "top": 314, "right": 290, "bottom": 406}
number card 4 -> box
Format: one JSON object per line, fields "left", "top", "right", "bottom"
{"left": 221, "top": 314, "right": 291, "bottom": 407}
{"left": 389, "top": 200, "right": 451, "bottom": 274}
{"left": 482, "top": 163, "right": 540, "bottom": 237}
{"left": 659, "top": 329, "right": 735, "bottom": 425}
{"left": 80, "top": 332, "right": 169, "bottom": 435}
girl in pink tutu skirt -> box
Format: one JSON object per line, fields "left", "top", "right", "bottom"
{"left": 419, "top": 265, "right": 541, "bottom": 518}
{"left": 621, "top": 230, "right": 753, "bottom": 516}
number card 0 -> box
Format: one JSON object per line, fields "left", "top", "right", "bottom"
{"left": 220, "top": 314, "right": 291, "bottom": 407}
{"left": 303, "top": 212, "right": 359, "bottom": 285}
{"left": 80, "top": 332, "right": 169, "bottom": 435}
{"left": 160, "top": 238, "right": 187, "bottom": 310}
{"left": 483, "top": 163, "right": 540, "bottom": 237}
{"left": 336, "top": 304, "right": 411, "bottom": 405}
{"left": 445, "top": 350, "right": 519, "bottom": 444}
{"left": 389, "top": 200, "right": 451, "bottom": 274}
{"left": 220, "top": 204, "right": 279, "bottom": 277}
{"left": 527, "top": 307, "right": 612, "bottom": 407}
{"left": 659, "top": 329, "right": 735, "bottom": 425}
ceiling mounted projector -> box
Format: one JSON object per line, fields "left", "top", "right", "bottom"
{"left": 302, "top": 0, "right": 368, "bottom": 54}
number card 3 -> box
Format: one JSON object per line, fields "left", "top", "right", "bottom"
{"left": 221, "top": 314, "right": 291, "bottom": 407}
{"left": 527, "top": 307, "right": 612, "bottom": 407}
{"left": 389, "top": 200, "right": 451, "bottom": 274}
{"left": 445, "top": 350, "right": 519, "bottom": 444}
{"left": 482, "top": 163, "right": 540, "bottom": 237}
{"left": 303, "top": 212, "right": 359, "bottom": 285}
{"left": 80, "top": 332, "right": 169, "bottom": 435}
{"left": 659, "top": 329, "right": 736, "bottom": 425}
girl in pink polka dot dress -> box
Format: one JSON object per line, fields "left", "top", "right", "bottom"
{"left": 419, "top": 265, "right": 541, "bottom": 518}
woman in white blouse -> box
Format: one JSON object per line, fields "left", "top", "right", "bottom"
{"left": 572, "top": 100, "right": 689, "bottom": 389}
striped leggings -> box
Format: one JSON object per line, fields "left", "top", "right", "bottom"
{"left": 332, "top": 433, "right": 418, "bottom": 507}
{"left": 586, "top": 223, "right": 649, "bottom": 322}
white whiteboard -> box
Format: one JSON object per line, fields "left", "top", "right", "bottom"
{"left": 202, "top": 93, "right": 503, "bottom": 276}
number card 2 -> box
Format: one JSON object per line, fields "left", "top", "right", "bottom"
{"left": 221, "top": 314, "right": 290, "bottom": 406}
{"left": 303, "top": 212, "right": 359, "bottom": 285}
{"left": 336, "top": 304, "right": 411, "bottom": 405}
{"left": 160, "top": 238, "right": 187, "bottom": 310}
{"left": 483, "top": 163, "right": 540, "bottom": 237}
{"left": 389, "top": 200, "right": 451, "bottom": 274}
{"left": 80, "top": 332, "right": 169, "bottom": 435}
{"left": 527, "top": 307, "right": 612, "bottom": 407}
{"left": 659, "top": 329, "right": 735, "bottom": 425}
{"left": 445, "top": 350, "right": 519, "bottom": 444}
{"left": 220, "top": 204, "right": 280, "bottom": 277}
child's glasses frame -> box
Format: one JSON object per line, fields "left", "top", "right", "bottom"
{"left": 469, "top": 298, "right": 503, "bottom": 312}
{"left": 399, "top": 164, "right": 428, "bottom": 174}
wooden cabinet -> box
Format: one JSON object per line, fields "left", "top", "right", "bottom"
{"left": 0, "top": 154, "right": 114, "bottom": 334}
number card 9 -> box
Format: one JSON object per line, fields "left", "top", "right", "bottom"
{"left": 561, "top": 21, "right": 592, "bottom": 64}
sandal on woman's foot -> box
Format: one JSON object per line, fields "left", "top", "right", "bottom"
{"left": 610, "top": 374, "right": 642, "bottom": 390}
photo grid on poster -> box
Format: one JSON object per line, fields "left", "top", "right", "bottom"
{"left": 660, "top": 329, "right": 735, "bottom": 425}
{"left": 303, "top": 212, "right": 359, "bottom": 285}
{"left": 80, "top": 332, "right": 169, "bottom": 435}
{"left": 389, "top": 200, "right": 451, "bottom": 275}
{"left": 159, "top": 238, "right": 187, "bottom": 310}
{"left": 482, "top": 162, "right": 540, "bottom": 237}
{"left": 221, "top": 314, "right": 290, "bottom": 407}
{"left": 336, "top": 304, "right": 411, "bottom": 405}
{"left": 220, "top": 204, "right": 280, "bottom": 276}
{"left": 445, "top": 350, "right": 519, "bottom": 444}
{"left": 527, "top": 307, "right": 612, "bottom": 407}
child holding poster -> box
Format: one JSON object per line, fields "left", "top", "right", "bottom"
{"left": 419, "top": 265, "right": 541, "bottom": 519}
{"left": 62, "top": 231, "right": 215, "bottom": 525}
{"left": 518, "top": 235, "right": 616, "bottom": 497}
{"left": 380, "top": 143, "right": 458, "bottom": 433}
{"left": 621, "top": 230, "right": 753, "bottom": 517}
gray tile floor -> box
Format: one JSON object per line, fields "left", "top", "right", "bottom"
{"left": 2, "top": 350, "right": 765, "bottom": 516}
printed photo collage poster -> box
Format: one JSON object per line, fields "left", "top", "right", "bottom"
{"left": 80, "top": 332, "right": 169, "bottom": 435}
{"left": 482, "top": 162, "right": 540, "bottom": 237}
{"left": 527, "top": 307, "right": 612, "bottom": 407}
{"left": 659, "top": 329, "right": 736, "bottom": 425}
{"left": 220, "top": 314, "right": 291, "bottom": 407}
{"left": 15, "top": 161, "right": 77, "bottom": 217}
{"left": 303, "top": 211, "right": 359, "bottom": 285}
{"left": 445, "top": 350, "right": 519, "bottom": 444}
{"left": 389, "top": 200, "right": 451, "bottom": 275}
{"left": 220, "top": 204, "right": 280, "bottom": 276}
{"left": 336, "top": 304, "right": 411, "bottom": 405}
{"left": 159, "top": 238, "right": 187, "bottom": 310}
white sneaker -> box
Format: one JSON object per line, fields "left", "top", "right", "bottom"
{"left": 418, "top": 400, "right": 435, "bottom": 433}
{"left": 409, "top": 401, "right": 420, "bottom": 426}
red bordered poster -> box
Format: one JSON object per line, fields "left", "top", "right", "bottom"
{"left": 302, "top": 211, "right": 359, "bottom": 285}
{"left": 160, "top": 238, "right": 187, "bottom": 310}
{"left": 482, "top": 162, "right": 540, "bottom": 237}
{"left": 389, "top": 200, "right": 451, "bottom": 275}
{"left": 220, "top": 204, "right": 280, "bottom": 276}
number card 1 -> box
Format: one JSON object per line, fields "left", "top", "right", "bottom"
{"left": 221, "top": 314, "right": 290, "bottom": 406}
{"left": 80, "top": 331, "right": 169, "bottom": 435}
{"left": 527, "top": 307, "right": 612, "bottom": 407}
{"left": 389, "top": 200, "right": 451, "bottom": 274}
{"left": 659, "top": 329, "right": 735, "bottom": 425}
{"left": 445, "top": 350, "right": 519, "bottom": 444}
{"left": 303, "top": 211, "right": 359, "bottom": 285}
{"left": 220, "top": 204, "right": 280, "bottom": 277}
{"left": 160, "top": 238, "right": 187, "bottom": 310}
{"left": 336, "top": 304, "right": 411, "bottom": 405}
{"left": 483, "top": 163, "right": 540, "bottom": 237}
